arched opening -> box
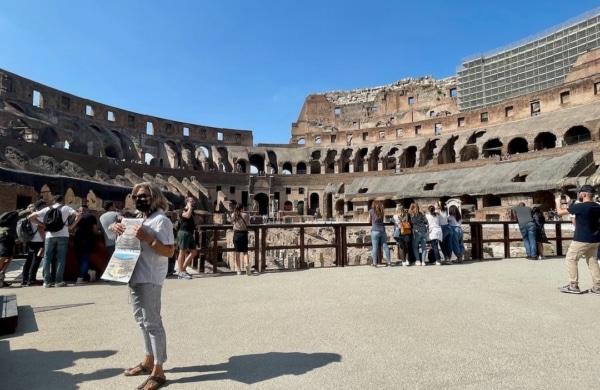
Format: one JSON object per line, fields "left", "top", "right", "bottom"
{"left": 385, "top": 147, "right": 399, "bottom": 170}
{"left": 267, "top": 151, "right": 278, "bottom": 174}
{"left": 309, "top": 193, "right": 320, "bottom": 216}
{"left": 198, "top": 146, "right": 210, "bottom": 159}
{"left": 297, "top": 201, "right": 305, "bottom": 215}
{"left": 324, "top": 150, "right": 337, "bottom": 174}
{"left": 144, "top": 153, "right": 155, "bottom": 165}
{"left": 419, "top": 139, "right": 438, "bottom": 167}
{"left": 253, "top": 193, "right": 269, "bottom": 215}
{"left": 340, "top": 149, "right": 353, "bottom": 172}
{"left": 383, "top": 199, "right": 396, "bottom": 209}
{"left": 296, "top": 161, "right": 307, "bottom": 174}
{"left": 399, "top": 146, "right": 417, "bottom": 168}
{"left": 399, "top": 198, "right": 415, "bottom": 209}
{"left": 283, "top": 201, "right": 293, "bottom": 211}
{"left": 534, "top": 132, "right": 557, "bottom": 150}
{"left": 165, "top": 140, "right": 180, "bottom": 168}
{"left": 236, "top": 159, "right": 247, "bottom": 173}
{"left": 216, "top": 147, "right": 233, "bottom": 172}
{"left": 249, "top": 154, "right": 265, "bottom": 175}
{"left": 105, "top": 145, "right": 119, "bottom": 159}
{"left": 466, "top": 130, "right": 486, "bottom": 145}
{"left": 297, "top": 138, "right": 305, "bottom": 145}
{"left": 310, "top": 161, "right": 321, "bottom": 174}
{"left": 335, "top": 199, "right": 344, "bottom": 215}
{"left": 482, "top": 138, "right": 503, "bottom": 158}
{"left": 326, "top": 193, "right": 333, "bottom": 219}
{"left": 482, "top": 194, "right": 502, "bottom": 207}
{"left": 368, "top": 147, "right": 381, "bottom": 171}
{"left": 437, "top": 136, "right": 458, "bottom": 164}
{"left": 282, "top": 162, "right": 293, "bottom": 175}
{"left": 354, "top": 148, "right": 368, "bottom": 172}
{"left": 38, "top": 127, "right": 59, "bottom": 147}
{"left": 460, "top": 145, "right": 479, "bottom": 161}
{"left": 532, "top": 190, "right": 555, "bottom": 211}
{"left": 507, "top": 137, "right": 528, "bottom": 154}
{"left": 564, "top": 125, "right": 591, "bottom": 145}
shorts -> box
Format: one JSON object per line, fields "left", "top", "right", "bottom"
{"left": 233, "top": 231, "right": 249, "bottom": 253}
{"left": 176, "top": 230, "right": 196, "bottom": 250}
{"left": 0, "top": 235, "right": 15, "bottom": 257}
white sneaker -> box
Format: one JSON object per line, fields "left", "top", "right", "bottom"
{"left": 236, "top": 271, "right": 242, "bottom": 275}
{"left": 402, "top": 261, "right": 409, "bottom": 266}
{"left": 76, "top": 277, "right": 85, "bottom": 285}
{"left": 537, "top": 255, "right": 543, "bottom": 260}
{"left": 436, "top": 261, "right": 442, "bottom": 266}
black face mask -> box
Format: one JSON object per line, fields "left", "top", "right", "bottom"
{"left": 136, "top": 199, "right": 151, "bottom": 213}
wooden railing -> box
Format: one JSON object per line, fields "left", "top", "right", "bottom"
{"left": 195, "top": 221, "right": 574, "bottom": 273}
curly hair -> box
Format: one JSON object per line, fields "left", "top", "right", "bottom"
{"left": 132, "top": 182, "right": 169, "bottom": 212}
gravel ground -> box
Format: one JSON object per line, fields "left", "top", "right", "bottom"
{"left": 1, "top": 257, "right": 600, "bottom": 389}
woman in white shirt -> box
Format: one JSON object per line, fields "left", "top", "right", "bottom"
{"left": 426, "top": 205, "right": 445, "bottom": 265}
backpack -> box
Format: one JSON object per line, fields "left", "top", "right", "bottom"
{"left": 44, "top": 206, "right": 65, "bottom": 232}
{"left": 400, "top": 221, "right": 412, "bottom": 235}
{"left": 16, "top": 217, "right": 36, "bottom": 243}
{"left": 0, "top": 211, "right": 18, "bottom": 228}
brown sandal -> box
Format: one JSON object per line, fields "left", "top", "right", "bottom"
{"left": 123, "top": 363, "right": 151, "bottom": 377}
{"left": 141, "top": 375, "right": 166, "bottom": 390}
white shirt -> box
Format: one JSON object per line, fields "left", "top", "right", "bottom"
{"left": 129, "top": 210, "right": 175, "bottom": 286}
{"left": 32, "top": 204, "right": 76, "bottom": 238}
{"left": 426, "top": 213, "right": 443, "bottom": 241}
{"left": 438, "top": 210, "right": 449, "bottom": 226}
{"left": 30, "top": 219, "right": 43, "bottom": 242}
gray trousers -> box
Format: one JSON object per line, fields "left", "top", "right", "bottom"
{"left": 129, "top": 283, "right": 167, "bottom": 364}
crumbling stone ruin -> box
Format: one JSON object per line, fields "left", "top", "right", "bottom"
{"left": 1, "top": 10, "right": 600, "bottom": 232}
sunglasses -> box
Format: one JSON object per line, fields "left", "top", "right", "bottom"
{"left": 132, "top": 194, "right": 149, "bottom": 200}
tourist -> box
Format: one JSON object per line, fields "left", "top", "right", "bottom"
{"left": 426, "top": 205, "right": 445, "bottom": 265}
{"left": 369, "top": 200, "right": 391, "bottom": 267}
{"left": 0, "top": 208, "right": 30, "bottom": 287}
{"left": 532, "top": 206, "right": 548, "bottom": 260}
{"left": 20, "top": 200, "right": 47, "bottom": 286}
{"left": 175, "top": 197, "right": 197, "bottom": 280}
{"left": 448, "top": 205, "right": 464, "bottom": 262}
{"left": 73, "top": 205, "right": 98, "bottom": 284}
{"left": 230, "top": 203, "right": 251, "bottom": 275}
{"left": 29, "top": 195, "right": 80, "bottom": 287}
{"left": 112, "top": 182, "right": 174, "bottom": 388}
{"left": 392, "top": 205, "right": 411, "bottom": 265}
{"left": 438, "top": 201, "right": 452, "bottom": 260}
{"left": 511, "top": 202, "right": 538, "bottom": 260}
{"left": 554, "top": 185, "right": 600, "bottom": 294}
{"left": 99, "top": 201, "right": 120, "bottom": 261}
{"left": 409, "top": 202, "right": 428, "bottom": 266}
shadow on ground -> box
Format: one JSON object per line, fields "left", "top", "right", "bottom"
{"left": 168, "top": 352, "right": 342, "bottom": 385}
{"left": 0, "top": 340, "right": 121, "bottom": 390}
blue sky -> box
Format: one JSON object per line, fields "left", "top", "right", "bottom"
{"left": 1, "top": 1, "right": 599, "bottom": 144}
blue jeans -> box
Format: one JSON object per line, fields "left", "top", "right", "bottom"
{"left": 43, "top": 237, "right": 69, "bottom": 284}
{"left": 412, "top": 231, "right": 427, "bottom": 262}
{"left": 430, "top": 239, "right": 442, "bottom": 261}
{"left": 519, "top": 222, "right": 537, "bottom": 257}
{"left": 450, "top": 226, "right": 464, "bottom": 257}
{"left": 441, "top": 225, "right": 452, "bottom": 258}
{"left": 371, "top": 230, "right": 391, "bottom": 265}
{"left": 79, "top": 252, "right": 90, "bottom": 279}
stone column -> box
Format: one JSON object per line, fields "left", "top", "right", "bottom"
{"left": 334, "top": 161, "right": 340, "bottom": 174}
{"left": 349, "top": 162, "right": 354, "bottom": 173}
{"left": 321, "top": 164, "right": 326, "bottom": 174}
{"left": 292, "top": 165, "right": 297, "bottom": 174}
{"left": 377, "top": 158, "right": 383, "bottom": 171}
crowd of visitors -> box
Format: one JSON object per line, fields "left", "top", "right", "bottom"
{"left": 369, "top": 200, "right": 465, "bottom": 267}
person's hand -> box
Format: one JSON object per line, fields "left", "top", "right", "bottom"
{"left": 112, "top": 222, "right": 126, "bottom": 236}
{"left": 133, "top": 225, "right": 153, "bottom": 244}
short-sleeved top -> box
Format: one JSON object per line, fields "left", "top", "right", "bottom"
{"left": 99, "top": 211, "right": 120, "bottom": 247}
{"left": 369, "top": 209, "right": 385, "bottom": 233}
{"left": 129, "top": 210, "right": 175, "bottom": 286}
{"left": 178, "top": 210, "right": 196, "bottom": 232}
{"left": 32, "top": 204, "right": 76, "bottom": 238}
{"left": 232, "top": 213, "right": 250, "bottom": 232}
{"left": 426, "top": 213, "right": 443, "bottom": 241}
{"left": 411, "top": 213, "right": 428, "bottom": 234}
{"left": 30, "top": 219, "right": 44, "bottom": 243}
{"left": 512, "top": 206, "right": 533, "bottom": 228}
{"left": 448, "top": 215, "right": 461, "bottom": 227}
{"left": 567, "top": 202, "right": 600, "bottom": 243}
{"left": 438, "top": 210, "right": 449, "bottom": 226}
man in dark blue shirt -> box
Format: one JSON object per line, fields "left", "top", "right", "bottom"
{"left": 555, "top": 185, "right": 600, "bottom": 294}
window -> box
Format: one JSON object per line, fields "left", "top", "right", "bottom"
{"left": 286, "top": 187, "right": 291, "bottom": 195}
{"left": 424, "top": 183, "right": 437, "bottom": 190}
{"left": 165, "top": 123, "right": 173, "bottom": 133}
{"left": 595, "top": 81, "right": 600, "bottom": 95}
{"left": 530, "top": 101, "right": 540, "bottom": 116}
{"left": 362, "top": 132, "right": 368, "bottom": 141}
{"left": 450, "top": 88, "right": 457, "bottom": 98}
{"left": 85, "top": 104, "right": 94, "bottom": 117}
{"left": 330, "top": 134, "right": 336, "bottom": 143}
{"left": 334, "top": 107, "right": 341, "bottom": 117}
{"left": 146, "top": 122, "right": 154, "bottom": 135}
{"left": 396, "top": 128, "right": 403, "bottom": 137}
{"left": 480, "top": 112, "right": 488, "bottom": 123}
{"left": 217, "top": 131, "right": 223, "bottom": 141}
{"left": 32, "top": 90, "right": 43, "bottom": 108}
{"left": 358, "top": 187, "right": 368, "bottom": 194}
{"left": 408, "top": 96, "right": 415, "bottom": 105}
{"left": 216, "top": 185, "right": 222, "bottom": 192}
{"left": 457, "top": 117, "right": 465, "bottom": 127}
{"left": 61, "top": 96, "right": 70, "bottom": 111}
{"left": 352, "top": 121, "right": 358, "bottom": 128}
{"left": 379, "top": 131, "right": 385, "bottom": 140}
{"left": 414, "top": 125, "right": 421, "bottom": 135}
{"left": 298, "top": 188, "right": 305, "bottom": 195}
{"left": 505, "top": 106, "right": 514, "bottom": 118}
{"left": 230, "top": 186, "right": 235, "bottom": 194}
{"left": 560, "top": 91, "right": 570, "bottom": 104}
{"left": 434, "top": 123, "right": 442, "bottom": 136}
{"left": 315, "top": 136, "right": 321, "bottom": 144}
{"left": 298, "top": 137, "right": 305, "bottom": 145}
{"left": 183, "top": 127, "right": 190, "bottom": 137}
{"left": 128, "top": 115, "right": 135, "bottom": 127}
{"left": 107, "top": 111, "right": 115, "bottom": 122}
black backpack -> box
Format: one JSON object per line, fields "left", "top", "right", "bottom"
{"left": 16, "top": 217, "right": 36, "bottom": 243}
{"left": 44, "top": 206, "right": 65, "bottom": 232}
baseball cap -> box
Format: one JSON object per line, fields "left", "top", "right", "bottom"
{"left": 578, "top": 184, "right": 595, "bottom": 194}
